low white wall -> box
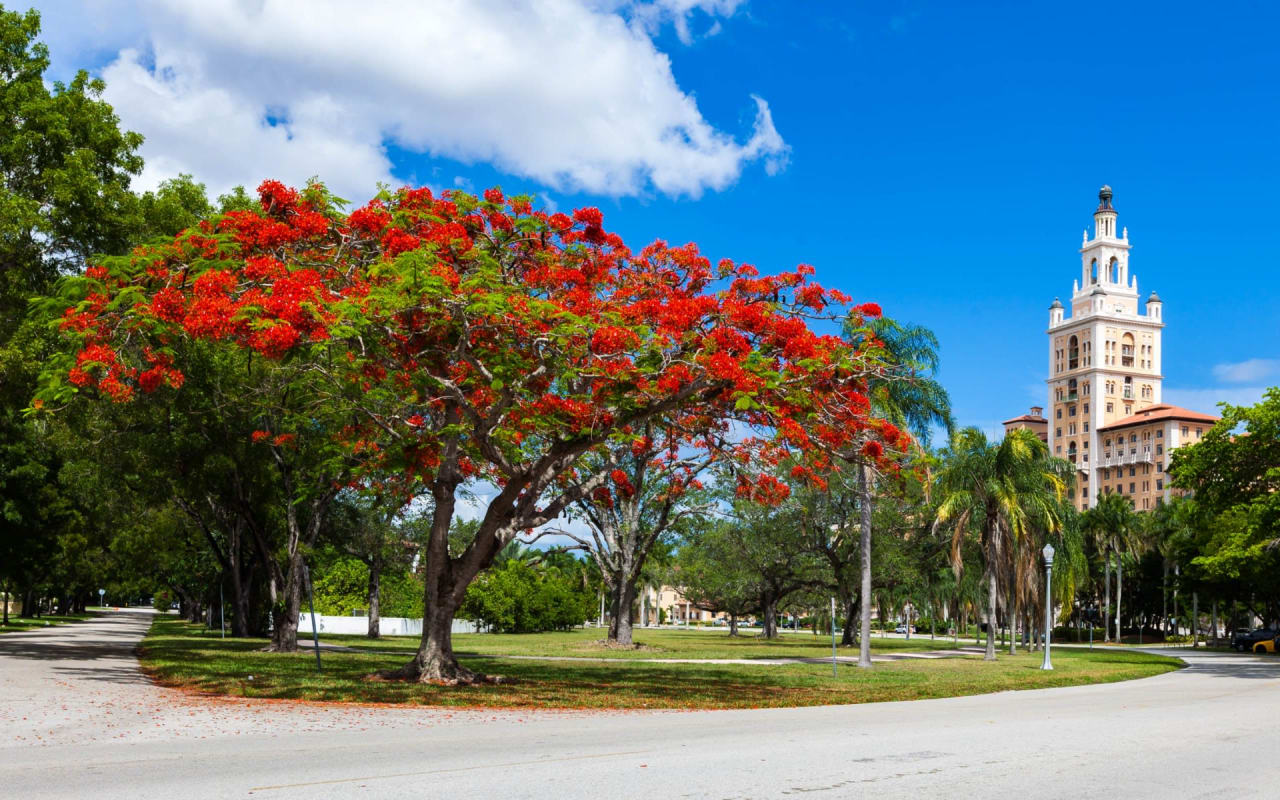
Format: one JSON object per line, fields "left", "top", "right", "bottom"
{"left": 297, "top": 614, "right": 482, "bottom": 636}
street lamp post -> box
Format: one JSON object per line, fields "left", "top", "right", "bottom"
{"left": 1041, "top": 543, "right": 1055, "bottom": 671}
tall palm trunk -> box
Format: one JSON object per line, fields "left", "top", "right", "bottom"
{"left": 1161, "top": 560, "right": 1169, "bottom": 636}
{"left": 1115, "top": 552, "right": 1124, "bottom": 642}
{"left": 1103, "top": 551, "right": 1112, "bottom": 642}
{"left": 984, "top": 565, "right": 997, "bottom": 661}
{"left": 1008, "top": 584, "right": 1018, "bottom": 655}
{"left": 857, "top": 462, "right": 873, "bottom": 668}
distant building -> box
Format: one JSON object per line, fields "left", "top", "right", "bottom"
{"left": 1003, "top": 406, "right": 1048, "bottom": 442}
{"left": 1041, "top": 186, "right": 1218, "bottom": 511}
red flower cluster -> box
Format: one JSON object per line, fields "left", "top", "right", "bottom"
{"left": 51, "top": 179, "right": 900, "bottom": 501}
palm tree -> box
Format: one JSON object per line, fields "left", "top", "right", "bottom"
{"left": 844, "top": 316, "right": 952, "bottom": 668}
{"left": 1083, "top": 492, "right": 1140, "bottom": 642}
{"left": 934, "top": 427, "right": 1070, "bottom": 661}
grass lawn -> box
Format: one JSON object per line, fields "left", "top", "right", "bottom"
{"left": 140, "top": 618, "right": 1183, "bottom": 710}
{"left": 320, "top": 626, "right": 985, "bottom": 660}
{"left": 0, "top": 613, "right": 96, "bottom": 634}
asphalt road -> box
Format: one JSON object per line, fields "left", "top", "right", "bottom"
{"left": 2, "top": 610, "right": 1278, "bottom": 799}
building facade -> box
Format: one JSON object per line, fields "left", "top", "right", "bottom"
{"left": 1045, "top": 187, "right": 1216, "bottom": 511}
{"left": 1003, "top": 406, "right": 1048, "bottom": 442}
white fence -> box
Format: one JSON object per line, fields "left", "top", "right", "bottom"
{"left": 296, "top": 614, "right": 483, "bottom": 636}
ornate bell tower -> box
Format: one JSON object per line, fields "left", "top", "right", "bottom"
{"left": 1046, "top": 186, "right": 1165, "bottom": 510}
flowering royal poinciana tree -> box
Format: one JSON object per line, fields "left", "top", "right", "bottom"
{"left": 39, "top": 180, "right": 896, "bottom": 682}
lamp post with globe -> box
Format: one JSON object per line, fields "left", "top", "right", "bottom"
{"left": 1041, "top": 542, "right": 1055, "bottom": 671}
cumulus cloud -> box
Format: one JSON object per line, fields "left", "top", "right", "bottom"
{"left": 34, "top": 0, "right": 786, "bottom": 204}
{"left": 1210, "top": 358, "right": 1280, "bottom": 384}
{"left": 624, "top": 0, "right": 747, "bottom": 45}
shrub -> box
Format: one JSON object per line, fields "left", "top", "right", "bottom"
{"left": 458, "top": 560, "right": 593, "bottom": 633}
{"left": 152, "top": 589, "right": 175, "bottom": 612}
{"left": 312, "top": 558, "right": 424, "bottom": 618}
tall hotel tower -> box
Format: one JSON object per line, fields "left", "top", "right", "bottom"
{"left": 1043, "top": 186, "right": 1214, "bottom": 511}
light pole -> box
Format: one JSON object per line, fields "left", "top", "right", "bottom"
{"left": 1041, "top": 542, "right": 1055, "bottom": 671}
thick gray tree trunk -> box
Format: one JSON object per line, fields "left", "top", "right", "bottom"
{"left": 366, "top": 556, "right": 382, "bottom": 639}
{"left": 842, "top": 596, "right": 857, "bottom": 647}
{"left": 386, "top": 486, "right": 485, "bottom": 684}
{"left": 609, "top": 580, "right": 639, "bottom": 645}
{"left": 270, "top": 551, "right": 303, "bottom": 652}
{"left": 761, "top": 591, "right": 779, "bottom": 639}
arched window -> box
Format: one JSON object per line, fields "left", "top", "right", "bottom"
{"left": 1121, "top": 333, "right": 1135, "bottom": 367}
{"left": 1109, "top": 257, "right": 1120, "bottom": 283}
{"left": 1068, "top": 336, "right": 1079, "bottom": 370}
{"left": 1091, "top": 258, "right": 1099, "bottom": 283}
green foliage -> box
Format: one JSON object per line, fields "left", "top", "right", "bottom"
{"left": 0, "top": 4, "right": 147, "bottom": 614}
{"left": 312, "top": 557, "right": 424, "bottom": 618}
{"left": 135, "top": 174, "right": 214, "bottom": 242}
{"left": 458, "top": 560, "right": 593, "bottom": 633}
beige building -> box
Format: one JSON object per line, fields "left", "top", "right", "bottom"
{"left": 639, "top": 585, "right": 725, "bottom": 625}
{"left": 1043, "top": 186, "right": 1217, "bottom": 511}
{"left": 1003, "top": 406, "right": 1048, "bottom": 442}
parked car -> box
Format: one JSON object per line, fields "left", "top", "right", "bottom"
{"left": 893, "top": 624, "right": 916, "bottom": 634}
{"left": 1252, "top": 636, "right": 1279, "bottom": 655}
{"left": 1231, "top": 628, "right": 1277, "bottom": 651}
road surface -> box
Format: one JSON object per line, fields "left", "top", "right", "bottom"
{"left": 2, "top": 610, "right": 1278, "bottom": 799}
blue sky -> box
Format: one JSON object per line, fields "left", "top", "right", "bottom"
{"left": 33, "top": 0, "right": 1280, "bottom": 435}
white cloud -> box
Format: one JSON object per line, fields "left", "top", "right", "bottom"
{"left": 36, "top": 0, "right": 785, "bottom": 203}
{"left": 625, "top": 0, "right": 747, "bottom": 45}
{"left": 1210, "top": 358, "right": 1280, "bottom": 384}
{"left": 1162, "top": 386, "right": 1268, "bottom": 414}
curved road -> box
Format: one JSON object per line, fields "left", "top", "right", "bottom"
{"left": 2, "top": 610, "right": 1278, "bottom": 799}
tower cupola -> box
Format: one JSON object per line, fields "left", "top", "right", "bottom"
{"left": 1049, "top": 297, "right": 1064, "bottom": 326}
{"left": 1093, "top": 185, "right": 1118, "bottom": 239}
{"left": 1145, "top": 289, "right": 1162, "bottom": 320}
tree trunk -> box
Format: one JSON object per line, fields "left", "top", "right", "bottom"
{"left": 609, "top": 579, "right": 638, "bottom": 646}
{"left": 761, "top": 591, "right": 779, "bottom": 639}
{"left": 384, "top": 485, "right": 489, "bottom": 685}
{"left": 2, "top": 580, "right": 9, "bottom": 626}
{"left": 1104, "top": 552, "right": 1112, "bottom": 642}
{"left": 984, "top": 567, "right": 998, "bottom": 661}
{"left": 1161, "top": 560, "right": 1169, "bottom": 636}
{"left": 857, "top": 461, "right": 873, "bottom": 668}
{"left": 728, "top": 612, "right": 738, "bottom": 637}
{"left": 270, "top": 551, "right": 303, "bottom": 652}
{"left": 1008, "top": 585, "right": 1017, "bottom": 656}
{"left": 841, "top": 595, "right": 857, "bottom": 646}
{"left": 1115, "top": 553, "right": 1124, "bottom": 643}
{"left": 366, "top": 556, "right": 382, "bottom": 639}
{"left": 231, "top": 573, "right": 253, "bottom": 638}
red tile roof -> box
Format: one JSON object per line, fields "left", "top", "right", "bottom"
{"left": 1003, "top": 414, "right": 1047, "bottom": 424}
{"left": 1098, "top": 403, "right": 1218, "bottom": 431}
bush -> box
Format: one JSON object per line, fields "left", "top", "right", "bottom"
{"left": 152, "top": 589, "right": 175, "bottom": 612}
{"left": 312, "top": 558, "right": 424, "bottom": 618}
{"left": 458, "top": 560, "right": 593, "bottom": 633}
